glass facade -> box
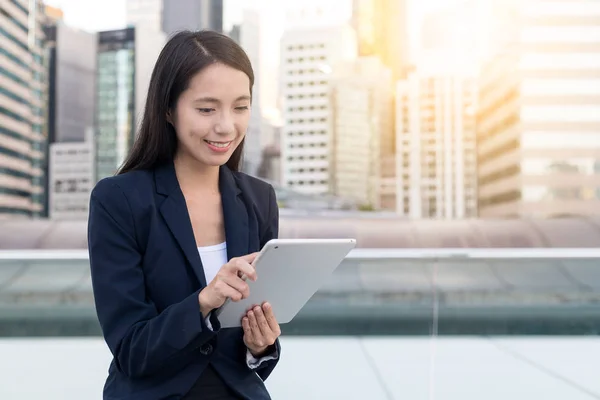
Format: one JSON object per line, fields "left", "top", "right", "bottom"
{"left": 477, "top": 1, "right": 600, "bottom": 217}
{"left": 95, "top": 29, "right": 135, "bottom": 181}
{"left": 0, "top": 0, "right": 47, "bottom": 218}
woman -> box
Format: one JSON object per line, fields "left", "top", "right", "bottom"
{"left": 88, "top": 30, "right": 281, "bottom": 400}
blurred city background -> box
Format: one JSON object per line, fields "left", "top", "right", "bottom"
{"left": 1, "top": 0, "right": 600, "bottom": 398}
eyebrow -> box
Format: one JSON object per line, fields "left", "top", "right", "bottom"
{"left": 194, "top": 95, "right": 251, "bottom": 103}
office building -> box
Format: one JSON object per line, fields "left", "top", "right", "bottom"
{"left": 44, "top": 24, "right": 96, "bottom": 144}
{"left": 351, "top": 0, "right": 409, "bottom": 80}
{"left": 396, "top": 74, "right": 478, "bottom": 219}
{"left": 330, "top": 56, "right": 393, "bottom": 210}
{"left": 379, "top": 154, "right": 397, "bottom": 211}
{"left": 126, "top": 0, "right": 163, "bottom": 32}
{"left": 48, "top": 130, "right": 94, "bottom": 220}
{"left": 256, "top": 144, "right": 281, "bottom": 184}
{"left": 478, "top": 0, "right": 600, "bottom": 217}
{"left": 43, "top": 22, "right": 96, "bottom": 216}
{"left": 0, "top": 0, "right": 47, "bottom": 218}
{"left": 44, "top": 4, "right": 64, "bottom": 24}
{"left": 280, "top": 24, "right": 357, "bottom": 195}
{"left": 95, "top": 26, "right": 165, "bottom": 180}
{"left": 257, "top": 117, "right": 282, "bottom": 183}
{"left": 239, "top": 8, "right": 262, "bottom": 176}
{"left": 126, "top": 0, "right": 224, "bottom": 36}
{"left": 227, "top": 24, "right": 240, "bottom": 43}
{"left": 162, "top": 0, "right": 223, "bottom": 35}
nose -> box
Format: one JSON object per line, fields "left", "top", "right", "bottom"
{"left": 214, "top": 110, "right": 235, "bottom": 137}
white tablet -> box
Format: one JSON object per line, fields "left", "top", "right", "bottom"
{"left": 215, "top": 238, "right": 356, "bottom": 328}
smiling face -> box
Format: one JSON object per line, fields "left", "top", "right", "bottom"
{"left": 169, "top": 62, "right": 251, "bottom": 169}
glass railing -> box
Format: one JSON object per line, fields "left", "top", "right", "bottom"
{"left": 1, "top": 248, "right": 599, "bottom": 336}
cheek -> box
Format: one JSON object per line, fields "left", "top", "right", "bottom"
{"left": 236, "top": 116, "right": 251, "bottom": 136}
{"left": 174, "top": 110, "right": 207, "bottom": 140}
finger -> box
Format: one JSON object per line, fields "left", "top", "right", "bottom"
{"left": 240, "top": 252, "right": 259, "bottom": 264}
{"left": 220, "top": 275, "right": 250, "bottom": 299}
{"left": 216, "top": 281, "right": 244, "bottom": 302}
{"left": 242, "top": 317, "right": 252, "bottom": 337}
{"left": 253, "top": 305, "right": 273, "bottom": 339}
{"left": 262, "top": 302, "right": 280, "bottom": 334}
{"left": 227, "top": 259, "right": 257, "bottom": 282}
{"left": 242, "top": 317, "right": 254, "bottom": 346}
{"left": 247, "top": 310, "right": 263, "bottom": 346}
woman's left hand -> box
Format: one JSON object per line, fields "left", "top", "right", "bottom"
{"left": 242, "top": 302, "right": 281, "bottom": 357}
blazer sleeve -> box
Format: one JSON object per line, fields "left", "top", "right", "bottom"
{"left": 254, "top": 183, "right": 282, "bottom": 381}
{"left": 88, "top": 179, "right": 219, "bottom": 379}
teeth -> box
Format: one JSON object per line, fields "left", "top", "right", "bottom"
{"left": 206, "top": 141, "right": 230, "bottom": 148}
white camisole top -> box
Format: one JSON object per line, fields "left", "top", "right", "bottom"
{"left": 197, "top": 242, "right": 228, "bottom": 285}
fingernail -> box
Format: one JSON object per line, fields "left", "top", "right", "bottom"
{"left": 254, "top": 306, "right": 261, "bottom": 312}
{"left": 263, "top": 303, "right": 271, "bottom": 310}
{"left": 248, "top": 311, "right": 254, "bottom": 317}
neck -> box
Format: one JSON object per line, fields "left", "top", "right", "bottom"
{"left": 173, "top": 153, "right": 220, "bottom": 194}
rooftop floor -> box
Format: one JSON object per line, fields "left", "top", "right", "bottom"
{"left": 0, "top": 336, "right": 598, "bottom": 400}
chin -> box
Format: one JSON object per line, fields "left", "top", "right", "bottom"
{"left": 200, "top": 153, "right": 233, "bottom": 167}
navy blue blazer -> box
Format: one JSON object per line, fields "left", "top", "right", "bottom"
{"left": 87, "top": 162, "right": 281, "bottom": 400}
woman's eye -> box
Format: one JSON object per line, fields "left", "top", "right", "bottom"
{"left": 197, "top": 108, "right": 214, "bottom": 113}
{"left": 235, "top": 106, "right": 249, "bottom": 111}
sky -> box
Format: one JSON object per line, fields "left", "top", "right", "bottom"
{"left": 43, "top": 0, "right": 458, "bottom": 37}
{"left": 44, "top": 0, "right": 262, "bottom": 32}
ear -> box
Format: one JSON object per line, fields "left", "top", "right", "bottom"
{"left": 166, "top": 110, "right": 173, "bottom": 125}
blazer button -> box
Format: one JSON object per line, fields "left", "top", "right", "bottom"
{"left": 199, "top": 343, "right": 213, "bottom": 355}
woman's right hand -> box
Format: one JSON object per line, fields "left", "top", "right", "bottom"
{"left": 198, "top": 252, "right": 259, "bottom": 317}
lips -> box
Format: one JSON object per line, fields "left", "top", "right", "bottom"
{"left": 204, "top": 140, "right": 232, "bottom": 148}
{"left": 204, "top": 139, "right": 233, "bottom": 153}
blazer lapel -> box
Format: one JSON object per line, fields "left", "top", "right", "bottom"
{"left": 155, "top": 163, "right": 207, "bottom": 288}
{"left": 219, "top": 166, "right": 250, "bottom": 260}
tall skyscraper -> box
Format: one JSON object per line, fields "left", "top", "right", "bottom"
{"left": 43, "top": 22, "right": 96, "bottom": 216}
{"left": 95, "top": 28, "right": 136, "bottom": 180}
{"left": 396, "top": 74, "right": 478, "bottom": 219}
{"left": 478, "top": 0, "right": 600, "bottom": 218}
{"left": 126, "top": 0, "right": 224, "bottom": 36}
{"left": 351, "top": 0, "right": 409, "bottom": 80}
{"left": 0, "top": 0, "right": 47, "bottom": 218}
{"left": 126, "top": 0, "right": 163, "bottom": 32}
{"left": 162, "top": 0, "right": 223, "bottom": 35}
{"left": 95, "top": 26, "right": 165, "bottom": 180}
{"left": 280, "top": 24, "right": 357, "bottom": 195}
{"left": 256, "top": 119, "right": 282, "bottom": 183}
{"left": 330, "top": 56, "right": 393, "bottom": 209}
{"left": 239, "top": 8, "right": 262, "bottom": 176}
{"left": 44, "top": 4, "right": 64, "bottom": 24}
{"left": 227, "top": 24, "right": 241, "bottom": 43}
{"left": 44, "top": 24, "right": 97, "bottom": 144}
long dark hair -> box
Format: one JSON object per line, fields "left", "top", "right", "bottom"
{"left": 118, "top": 30, "right": 254, "bottom": 175}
